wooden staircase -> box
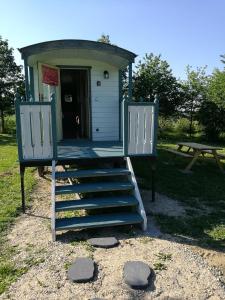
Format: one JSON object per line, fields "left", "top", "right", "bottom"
{"left": 51, "top": 158, "right": 147, "bottom": 241}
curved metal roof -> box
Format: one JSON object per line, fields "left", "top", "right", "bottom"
{"left": 19, "top": 39, "right": 137, "bottom": 63}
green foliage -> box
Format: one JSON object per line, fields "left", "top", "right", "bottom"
{"left": 153, "top": 262, "right": 167, "bottom": 271}
{"left": 180, "top": 66, "right": 209, "bottom": 136}
{"left": 208, "top": 68, "right": 225, "bottom": 108}
{"left": 197, "top": 65, "right": 225, "bottom": 141}
{"left": 97, "top": 34, "right": 111, "bottom": 44}
{"left": 198, "top": 101, "right": 225, "bottom": 141}
{"left": 220, "top": 54, "right": 225, "bottom": 65}
{"left": 4, "top": 115, "right": 16, "bottom": 134}
{"left": 174, "top": 117, "right": 190, "bottom": 134}
{"left": 155, "top": 252, "right": 172, "bottom": 261}
{"left": 0, "top": 36, "right": 24, "bottom": 133}
{"left": 133, "top": 53, "right": 182, "bottom": 116}
{"left": 158, "top": 116, "right": 202, "bottom": 139}
{"left": 174, "top": 118, "right": 202, "bottom": 135}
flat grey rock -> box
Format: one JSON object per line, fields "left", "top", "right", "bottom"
{"left": 68, "top": 257, "right": 95, "bottom": 283}
{"left": 88, "top": 237, "right": 119, "bottom": 248}
{"left": 123, "top": 261, "right": 151, "bottom": 289}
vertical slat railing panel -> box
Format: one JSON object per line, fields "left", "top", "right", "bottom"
{"left": 143, "top": 106, "right": 153, "bottom": 154}
{"left": 15, "top": 98, "right": 57, "bottom": 161}
{"left": 123, "top": 100, "right": 158, "bottom": 156}
{"left": 31, "top": 105, "right": 43, "bottom": 158}
{"left": 42, "top": 105, "right": 53, "bottom": 158}
{"left": 20, "top": 105, "right": 34, "bottom": 159}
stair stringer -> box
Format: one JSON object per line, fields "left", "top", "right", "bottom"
{"left": 51, "top": 160, "right": 56, "bottom": 241}
{"left": 125, "top": 157, "right": 147, "bottom": 231}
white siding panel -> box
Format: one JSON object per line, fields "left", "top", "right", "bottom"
{"left": 91, "top": 65, "right": 119, "bottom": 141}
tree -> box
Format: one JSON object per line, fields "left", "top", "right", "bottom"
{"left": 0, "top": 36, "right": 24, "bottom": 133}
{"left": 180, "top": 66, "right": 209, "bottom": 136}
{"left": 133, "top": 53, "right": 182, "bottom": 116}
{"left": 208, "top": 68, "right": 225, "bottom": 108}
{"left": 97, "top": 34, "right": 111, "bottom": 44}
{"left": 220, "top": 54, "right": 225, "bottom": 64}
{"left": 198, "top": 67, "right": 225, "bottom": 140}
{"left": 198, "top": 100, "right": 225, "bottom": 141}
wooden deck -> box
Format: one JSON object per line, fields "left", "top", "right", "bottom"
{"left": 57, "top": 140, "right": 124, "bottom": 160}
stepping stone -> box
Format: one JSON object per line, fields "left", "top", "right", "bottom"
{"left": 68, "top": 257, "right": 95, "bottom": 283}
{"left": 88, "top": 237, "right": 119, "bottom": 248}
{"left": 123, "top": 261, "right": 151, "bottom": 289}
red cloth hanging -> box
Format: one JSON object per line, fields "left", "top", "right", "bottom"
{"left": 42, "top": 65, "right": 59, "bottom": 86}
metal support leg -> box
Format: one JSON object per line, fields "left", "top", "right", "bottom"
{"left": 20, "top": 164, "right": 26, "bottom": 213}
{"left": 151, "top": 162, "right": 156, "bottom": 202}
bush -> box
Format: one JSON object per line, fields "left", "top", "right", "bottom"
{"left": 4, "top": 115, "right": 16, "bottom": 134}
{"left": 174, "top": 118, "right": 190, "bottom": 134}
{"left": 158, "top": 116, "right": 175, "bottom": 138}
{"left": 198, "top": 101, "right": 225, "bottom": 141}
{"left": 158, "top": 116, "right": 174, "bottom": 131}
{"left": 174, "top": 118, "right": 202, "bottom": 135}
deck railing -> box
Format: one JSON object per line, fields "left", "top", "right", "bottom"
{"left": 15, "top": 95, "right": 57, "bottom": 161}
{"left": 123, "top": 98, "right": 158, "bottom": 156}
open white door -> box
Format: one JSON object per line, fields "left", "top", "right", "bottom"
{"left": 38, "top": 63, "right": 63, "bottom": 140}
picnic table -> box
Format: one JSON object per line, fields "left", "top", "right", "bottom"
{"left": 168, "top": 142, "right": 224, "bottom": 173}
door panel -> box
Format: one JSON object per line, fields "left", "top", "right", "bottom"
{"left": 60, "top": 69, "right": 89, "bottom": 139}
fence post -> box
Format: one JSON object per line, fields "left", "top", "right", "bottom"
{"left": 123, "top": 99, "right": 128, "bottom": 156}
{"left": 51, "top": 94, "right": 57, "bottom": 160}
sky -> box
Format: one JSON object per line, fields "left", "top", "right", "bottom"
{"left": 0, "top": 0, "right": 224, "bottom": 79}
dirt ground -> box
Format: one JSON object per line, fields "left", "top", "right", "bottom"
{"left": 1, "top": 173, "right": 225, "bottom": 300}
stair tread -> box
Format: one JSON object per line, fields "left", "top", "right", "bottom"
{"left": 55, "top": 212, "right": 143, "bottom": 231}
{"left": 55, "top": 196, "right": 138, "bottom": 211}
{"left": 55, "top": 168, "right": 130, "bottom": 179}
{"left": 55, "top": 181, "right": 134, "bottom": 195}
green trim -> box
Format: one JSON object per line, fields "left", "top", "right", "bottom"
{"left": 152, "top": 96, "right": 159, "bottom": 156}
{"left": 57, "top": 65, "right": 92, "bottom": 69}
{"left": 88, "top": 68, "right": 92, "bottom": 140}
{"left": 29, "top": 66, "right": 34, "bottom": 101}
{"left": 24, "top": 57, "right": 30, "bottom": 101}
{"left": 123, "top": 99, "right": 128, "bottom": 156}
{"left": 15, "top": 96, "right": 23, "bottom": 161}
{"left": 125, "top": 101, "right": 157, "bottom": 106}
{"left": 128, "top": 63, "right": 132, "bottom": 101}
{"left": 119, "top": 69, "right": 122, "bottom": 141}
{"left": 19, "top": 101, "right": 52, "bottom": 105}
{"left": 19, "top": 39, "right": 137, "bottom": 63}
{"left": 51, "top": 95, "right": 58, "bottom": 159}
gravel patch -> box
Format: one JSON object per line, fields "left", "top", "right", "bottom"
{"left": 1, "top": 173, "right": 225, "bottom": 299}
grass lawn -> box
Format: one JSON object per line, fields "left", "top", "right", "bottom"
{"left": 0, "top": 134, "right": 36, "bottom": 294}
{"left": 133, "top": 134, "right": 225, "bottom": 251}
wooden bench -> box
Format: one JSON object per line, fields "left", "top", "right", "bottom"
{"left": 166, "top": 149, "right": 193, "bottom": 158}
{"left": 201, "top": 150, "right": 225, "bottom": 160}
